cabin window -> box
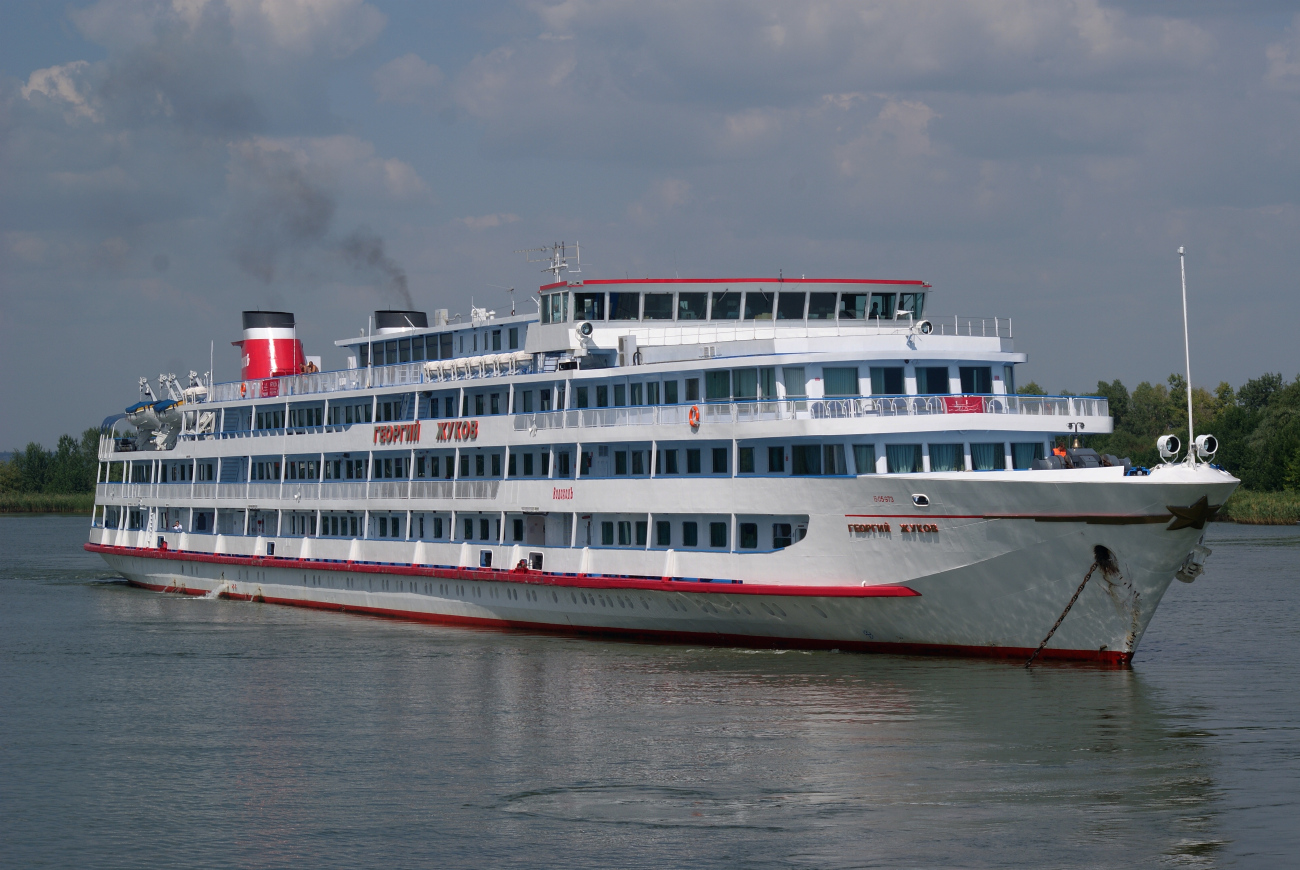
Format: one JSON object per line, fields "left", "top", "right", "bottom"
{"left": 838, "top": 293, "right": 867, "bottom": 319}
{"left": 643, "top": 293, "right": 674, "bottom": 320}
{"left": 712, "top": 448, "right": 729, "bottom": 474}
{"left": 629, "top": 383, "right": 642, "bottom": 405}
{"left": 744, "top": 290, "right": 774, "bottom": 320}
{"left": 464, "top": 518, "right": 474, "bottom": 540}
{"left": 491, "top": 454, "right": 501, "bottom": 477}
{"left": 739, "top": 523, "right": 758, "bottom": 549}
{"left": 399, "top": 339, "right": 411, "bottom": 363}
{"left": 773, "top": 523, "right": 793, "bottom": 549}
{"left": 386, "top": 341, "right": 398, "bottom": 365}
{"left": 618, "top": 521, "right": 632, "bottom": 546}
{"left": 513, "top": 519, "right": 524, "bottom": 542}
{"left": 475, "top": 394, "right": 485, "bottom": 415}
{"left": 601, "top": 522, "right": 615, "bottom": 546}
{"left": 868, "top": 293, "right": 896, "bottom": 319}
{"left": 709, "top": 522, "right": 728, "bottom": 548}
{"left": 823, "top": 367, "right": 859, "bottom": 397}
{"left": 677, "top": 293, "right": 707, "bottom": 320}
{"left": 807, "top": 292, "right": 837, "bottom": 320}
{"left": 971, "top": 443, "right": 1006, "bottom": 471}
{"left": 929, "top": 443, "right": 964, "bottom": 472}
{"left": 853, "top": 445, "right": 876, "bottom": 474}
{"left": 768, "top": 446, "right": 785, "bottom": 473}
{"left": 609, "top": 293, "right": 640, "bottom": 320}
{"left": 631, "top": 451, "right": 646, "bottom": 475}
{"left": 509, "top": 327, "right": 519, "bottom": 349}
{"left": 739, "top": 447, "right": 755, "bottom": 473}
{"left": 481, "top": 519, "right": 490, "bottom": 540}
{"left": 776, "top": 292, "right": 806, "bottom": 320}
{"left": 663, "top": 381, "right": 677, "bottom": 404}
{"left": 783, "top": 367, "right": 806, "bottom": 397}
{"left": 887, "top": 444, "right": 923, "bottom": 473}
{"left": 685, "top": 378, "right": 700, "bottom": 402}
{"left": 576, "top": 387, "right": 589, "bottom": 409}
{"left": 733, "top": 369, "right": 757, "bottom": 400}
{"left": 615, "top": 451, "right": 628, "bottom": 475}
{"left": 412, "top": 338, "right": 425, "bottom": 362}
{"left": 1012, "top": 443, "right": 1045, "bottom": 470}
{"left": 682, "top": 522, "right": 698, "bottom": 547}
{"left": 573, "top": 292, "right": 605, "bottom": 321}
{"left": 710, "top": 290, "right": 741, "bottom": 320}
{"left": 490, "top": 393, "right": 500, "bottom": 415}
{"left": 960, "top": 366, "right": 993, "bottom": 394}
{"left": 656, "top": 521, "right": 671, "bottom": 546}
{"left": 686, "top": 449, "right": 702, "bottom": 474}
{"left": 360, "top": 344, "right": 369, "bottom": 366}
{"left": 657, "top": 449, "right": 679, "bottom": 474}
{"left": 613, "top": 384, "right": 626, "bottom": 407}
{"left": 596, "top": 385, "right": 608, "bottom": 408}
{"left": 705, "top": 371, "right": 730, "bottom": 401}
{"left": 491, "top": 330, "right": 501, "bottom": 351}
{"left": 917, "top": 367, "right": 951, "bottom": 395}
{"left": 440, "top": 334, "right": 453, "bottom": 359}
{"left": 870, "top": 367, "right": 905, "bottom": 395}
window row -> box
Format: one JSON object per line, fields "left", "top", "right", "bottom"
{"left": 543, "top": 289, "right": 925, "bottom": 324}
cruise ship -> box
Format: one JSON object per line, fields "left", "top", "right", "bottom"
{"left": 86, "top": 246, "right": 1237, "bottom": 663}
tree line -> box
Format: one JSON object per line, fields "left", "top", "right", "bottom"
{"left": 0, "top": 428, "right": 101, "bottom": 494}
{"left": 1020, "top": 372, "right": 1300, "bottom": 490}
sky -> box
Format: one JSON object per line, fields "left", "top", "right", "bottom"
{"left": 2, "top": 0, "right": 1299, "bottom": 448}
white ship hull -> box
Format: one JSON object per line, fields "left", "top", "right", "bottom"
{"left": 87, "top": 463, "right": 1234, "bottom": 664}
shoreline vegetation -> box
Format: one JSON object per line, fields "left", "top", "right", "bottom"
{"left": 0, "top": 492, "right": 95, "bottom": 514}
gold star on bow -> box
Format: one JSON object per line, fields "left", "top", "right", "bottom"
{"left": 1165, "top": 495, "right": 1221, "bottom": 531}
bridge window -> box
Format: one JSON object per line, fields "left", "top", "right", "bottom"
{"left": 807, "top": 292, "right": 837, "bottom": 320}
{"left": 677, "top": 293, "right": 707, "bottom": 320}
{"left": 744, "top": 290, "right": 774, "bottom": 320}
{"left": 574, "top": 292, "right": 605, "bottom": 321}
{"left": 899, "top": 292, "right": 925, "bottom": 318}
{"left": 710, "top": 290, "right": 741, "bottom": 320}
{"left": 609, "top": 292, "right": 640, "bottom": 320}
{"left": 839, "top": 293, "right": 867, "bottom": 319}
{"left": 868, "top": 293, "right": 895, "bottom": 319}
{"left": 643, "top": 293, "right": 674, "bottom": 320}
{"left": 776, "top": 292, "right": 806, "bottom": 320}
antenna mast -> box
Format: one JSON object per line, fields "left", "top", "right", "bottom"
{"left": 516, "top": 242, "right": 581, "bottom": 283}
{"left": 1178, "top": 246, "right": 1195, "bottom": 463}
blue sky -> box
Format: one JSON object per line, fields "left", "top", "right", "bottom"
{"left": 2, "top": 1, "right": 1299, "bottom": 447}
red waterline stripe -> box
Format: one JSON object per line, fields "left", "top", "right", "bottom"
{"left": 844, "top": 513, "right": 1171, "bottom": 523}
{"left": 86, "top": 543, "right": 919, "bottom": 598}
{"left": 125, "top": 578, "right": 1125, "bottom": 666}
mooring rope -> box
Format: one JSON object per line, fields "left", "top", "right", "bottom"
{"left": 1026, "top": 561, "right": 1099, "bottom": 668}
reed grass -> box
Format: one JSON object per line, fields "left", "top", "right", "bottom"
{"left": 0, "top": 492, "right": 95, "bottom": 514}
{"left": 1217, "top": 489, "right": 1300, "bottom": 525}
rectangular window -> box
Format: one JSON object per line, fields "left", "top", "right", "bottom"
{"left": 712, "top": 447, "right": 728, "bottom": 474}
{"left": 705, "top": 371, "right": 730, "bottom": 400}
{"left": 635, "top": 521, "right": 647, "bottom": 546}
{"left": 601, "top": 521, "right": 615, "bottom": 546}
{"left": 739, "top": 523, "right": 758, "bottom": 549}
{"left": 682, "top": 521, "right": 698, "bottom": 547}
{"left": 868, "top": 293, "right": 896, "bottom": 319}
{"left": 480, "top": 518, "right": 490, "bottom": 540}
{"left": 433, "top": 517, "right": 442, "bottom": 538}
{"left": 474, "top": 394, "right": 484, "bottom": 415}
{"left": 523, "top": 453, "right": 534, "bottom": 476}
{"left": 643, "top": 293, "right": 674, "bottom": 320}
{"left": 513, "top": 518, "right": 524, "bottom": 542}
{"left": 663, "top": 381, "right": 678, "bottom": 404}
{"left": 558, "top": 452, "right": 570, "bottom": 477}
{"left": 807, "top": 292, "right": 837, "bottom": 320}
{"left": 609, "top": 292, "right": 640, "bottom": 321}
{"left": 870, "top": 367, "right": 905, "bottom": 395}
{"left": 492, "top": 330, "right": 501, "bottom": 351}
{"left": 733, "top": 368, "right": 757, "bottom": 400}
{"left": 710, "top": 290, "right": 741, "bottom": 320}
{"left": 576, "top": 387, "right": 589, "bottom": 409}
{"left": 522, "top": 391, "right": 533, "bottom": 413}
{"left": 613, "top": 384, "right": 626, "bottom": 407}
{"left": 887, "top": 444, "right": 923, "bottom": 473}
{"left": 596, "top": 385, "right": 609, "bottom": 408}
{"left": 658, "top": 450, "right": 678, "bottom": 474}
{"left": 791, "top": 445, "right": 821, "bottom": 475}
{"left": 744, "top": 290, "right": 774, "bottom": 320}
{"left": 853, "top": 444, "right": 876, "bottom": 474}
{"left": 360, "top": 343, "right": 369, "bottom": 367}
{"left": 739, "top": 447, "right": 755, "bottom": 473}
{"left": 656, "top": 520, "right": 671, "bottom": 547}
{"left": 464, "top": 518, "right": 474, "bottom": 540}
{"left": 1012, "top": 442, "right": 1045, "bottom": 470}
{"left": 491, "top": 454, "right": 503, "bottom": 477}
{"left": 917, "top": 367, "right": 951, "bottom": 395}
{"left": 475, "top": 455, "right": 485, "bottom": 477}
{"left": 776, "top": 292, "right": 806, "bottom": 320}
{"left": 686, "top": 449, "right": 702, "bottom": 474}
{"left": 399, "top": 339, "right": 411, "bottom": 363}
{"left": 685, "top": 378, "right": 700, "bottom": 401}
{"left": 581, "top": 452, "right": 592, "bottom": 476}
{"left": 782, "top": 367, "right": 806, "bottom": 397}
{"left": 509, "top": 327, "right": 519, "bottom": 350}
{"left": 615, "top": 451, "right": 628, "bottom": 475}
{"left": 617, "top": 521, "right": 631, "bottom": 546}
{"left": 541, "top": 453, "right": 550, "bottom": 476}
{"left": 768, "top": 446, "right": 785, "bottom": 473}
{"left": 430, "top": 457, "right": 440, "bottom": 478}
{"left": 758, "top": 368, "right": 776, "bottom": 400}
{"left": 710, "top": 522, "right": 727, "bottom": 548}
{"left": 838, "top": 293, "right": 867, "bottom": 319}
{"left": 823, "top": 444, "right": 846, "bottom": 475}
{"left": 440, "top": 334, "right": 453, "bottom": 360}
{"left": 460, "top": 455, "right": 469, "bottom": 477}
{"left": 929, "top": 443, "right": 964, "bottom": 472}
{"left": 960, "top": 366, "right": 993, "bottom": 394}
{"left": 823, "top": 367, "right": 859, "bottom": 397}
{"left": 677, "top": 292, "right": 707, "bottom": 320}
{"left": 540, "top": 389, "right": 551, "bottom": 412}
{"left": 899, "top": 292, "right": 925, "bottom": 318}
{"left": 386, "top": 341, "right": 398, "bottom": 365}
{"left": 489, "top": 393, "right": 500, "bottom": 415}
{"left": 773, "top": 523, "right": 793, "bottom": 549}
{"left": 574, "top": 292, "right": 605, "bottom": 321}
{"left": 379, "top": 516, "right": 388, "bottom": 537}
{"left": 971, "top": 443, "right": 1005, "bottom": 471}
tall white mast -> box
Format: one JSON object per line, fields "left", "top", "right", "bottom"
{"left": 1178, "top": 246, "right": 1195, "bottom": 463}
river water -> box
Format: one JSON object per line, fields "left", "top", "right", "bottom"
{"left": 1, "top": 517, "right": 1297, "bottom": 869}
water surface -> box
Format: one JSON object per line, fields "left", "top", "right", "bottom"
{"left": 2, "top": 518, "right": 1297, "bottom": 868}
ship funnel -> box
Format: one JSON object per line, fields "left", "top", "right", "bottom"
{"left": 234, "top": 311, "right": 304, "bottom": 379}
{"left": 374, "top": 310, "right": 428, "bottom": 334}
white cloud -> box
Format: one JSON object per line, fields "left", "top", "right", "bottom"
{"left": 21, "top": 62, "right": 101, "bottom": 122}
{"left": 1265, "top": 14, "right": 1300, "bottom": 92}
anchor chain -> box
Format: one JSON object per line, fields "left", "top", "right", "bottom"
{"left": 1026, "top": 561, "right": 1098, "bottom": 668}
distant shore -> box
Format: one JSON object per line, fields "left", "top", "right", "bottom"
{"left": 1216, "top": 489, "right": 1300, "bottom": 526}
{"left": 0, "top": 493, "right": 94, "bottom": 515}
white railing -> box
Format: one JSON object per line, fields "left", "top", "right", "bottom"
{"left": 454, "top": 480, "right": 500, "bottom": 500}
{"left": 320, "top": 482, "right": 368, "bottom": 500}
{"left": 410, "top": 480, "right": 455, "bottom": 500}
{"left": 207, "top": 359, "right": 536, "bottom": 404}
{"left": 248, "top": 483, "right": 281, "bottom": 500}
{"left": 216, "top": 483, "right": 246, "bottom": 499}
{"left": 192, "top": 483, "right": 216, "bottom": 499}
{"left": 283, "top": 482, "right": 320, "bottom": 501}
{"left": 513, "top": 395, "right": 1107, "bottom": 432}
{"left": 369, "top": 480, "right": 409, "bottom": 499}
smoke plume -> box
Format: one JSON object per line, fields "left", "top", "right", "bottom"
{"left": 340, "top": 227, "right": 412, "bottom": 308}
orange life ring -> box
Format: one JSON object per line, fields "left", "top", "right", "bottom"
{"left": 688, "top": 405, "right": 701, "bottom": 427}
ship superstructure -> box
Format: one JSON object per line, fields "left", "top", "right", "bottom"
{"left": 86, "top": 253, "right": 1236, "bottom": 663}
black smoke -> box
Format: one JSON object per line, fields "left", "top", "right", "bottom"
{"left": 340, "top": 227, "right": 412, "bottom": 308}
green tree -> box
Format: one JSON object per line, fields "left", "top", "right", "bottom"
{"left": 1017, "top": 381, "right": 1047, "bottom": 396}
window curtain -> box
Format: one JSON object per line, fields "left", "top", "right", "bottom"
{"left": 853, "top": 444, "right": 876, "bottom": 474}
{"left": 823, "top": 367, "right": 859, "bottom": 397}
{"left": 929, "top": 443, "right": 963, "bottom": 472}
{"left": 970, "top": 443, "right": 1005, "bottom": 471}
{"left": 1012, "top": 442, "right": 1045, "bottom": 470}
{"left": 887, "top": 444, "right": 923, "bottom": 473}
